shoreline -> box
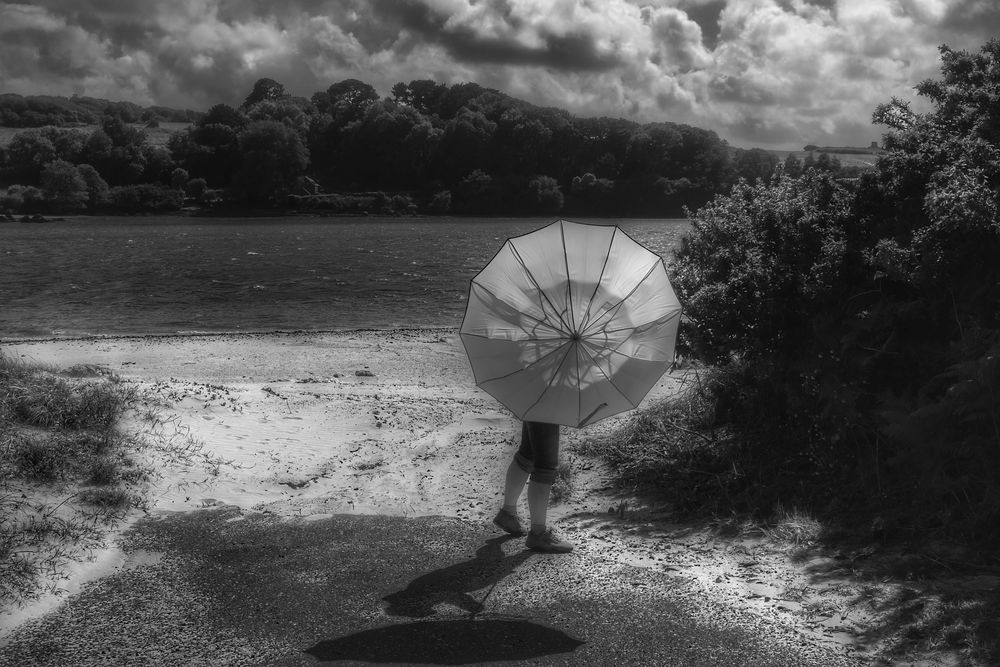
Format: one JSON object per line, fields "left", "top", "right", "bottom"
{"left": 0, "top": 326, "right": 456, "bottom": 345}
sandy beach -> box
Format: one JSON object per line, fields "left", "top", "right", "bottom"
{"left": 0, "top": 329, "right": 884, "bottom": 662}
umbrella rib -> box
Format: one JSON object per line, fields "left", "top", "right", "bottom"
{"left": 559, "top": 221, "right": 576, "bottom": 332}
{"left": 581, "top": 260, "right": 661, "bottom": 337}
{"left": 596, "top": 309, "right": 683, "bottom": 336}
{"left": 468, "top": 280, "right": 566, "bottom": 338}
{"left": 577, "top": 227, "right": 615, "bottom": 333}
{"left": 519, "top": 339, "right": 577, "bottom": 421}
{"left": 475, "top": 339, "right": 571, "bottom": 384}
{"left": 508, "top": 243, "right": 573, "bottom": 334}
{"left": 575, "top": 340, "right": 582, "bottom": 426}
{"left": 576, "top": 341, "right": 635, "bottom": 408}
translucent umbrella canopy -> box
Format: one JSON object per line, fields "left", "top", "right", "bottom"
{"left": 460, "top": 219, "right": 682, "bottom": 428}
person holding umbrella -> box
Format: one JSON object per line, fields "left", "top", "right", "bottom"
{"left": 461, "top": 220, "right": 682, "bottom": 554}
{"left": 493, "top": 420, "right": 571, "bottom": 553}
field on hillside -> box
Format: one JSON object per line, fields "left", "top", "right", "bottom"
{"left": 0, "top": 122, "right": 190, "bottom": 148}
{"left": 769, "top": 149, "right": 881, "bottom": 169}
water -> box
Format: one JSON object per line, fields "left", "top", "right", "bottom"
{"left": 0, "top": 216, "right": 690, "bottom": 339}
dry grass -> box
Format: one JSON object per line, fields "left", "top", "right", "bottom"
{"left": 575, "top": 369, "right": 735, "bottom": 509}
{"left": 0, "top": 350, "right": 223, "bottom": 608}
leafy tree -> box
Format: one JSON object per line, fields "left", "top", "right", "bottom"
{"left": 5, "top": 130, "right": 57, "bottom": 184}
{"left": 242, "top": 78, "right": 286, "bottom": 109}
{"left": 337, "top": 99, "right": 429, "bottom": 188}
{"left": 40, "top": 160, "right": 88, "bottom": 211}
{"left": 106, "top": 183, "right": 183, "bottom": 212}
{"left": 782, "top": 154, "right": 803, "bottom": 178}
{"left": 185, "top": 177, "right": 207, "bottom": 200}
{"left": 1, "top": 184, "right": 44, "bottom": 212}
{"left": 733, "top": 148, "right": 779, "bottom": 182}
{"left": 100, "top": 114, "right": 145, "bottom": 147}
{"left": 170, "top": 167, "right": 189, "bottom": 190}
{"left": 392, "top": 80, "right": 447, "bottom": 115}
{"left": 455, "top": 169, "right": 496, "bottom": 213}
{"left": 528, "top": 175, "right": 564, "bottom": 212}
{"left": 199, "top": 103, "right": 246, "bottom": 130}
{"left": 168, "top": 123, "right": 241, "bottom": 188}
{"left": 40, "top": 127, "right": 86, "bottom": 164}
{"left": 327, "top": 79, "right": 379, "bottom": 109}
{"left": 141, "top": 144, "right": 175, "bottom": 184}
{"left": 434, "top": 110, "right": 496, "bottom": 180}
{"left": 76, "top": 164, "right": 109, "bottom": 211}
{"left": 245, "top": 99, "right": 310, "bottom": 139}
{"left": 325, "top": 79, "right": 379, "bottom": 130}
{"left": 233, "top": 120, "right": 309, "bottom": 202}
{"left": 428, "top": 189, "right": 451, "bottom": 213}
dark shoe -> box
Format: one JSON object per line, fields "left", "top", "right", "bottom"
{"left": 526, "top": 528, "right": 573, "bottom": 553}
{"left": 492, "top": 509, "right": 525, "bottom": 536}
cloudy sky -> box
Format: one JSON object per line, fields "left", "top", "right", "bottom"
{"left": 1, "top": 0, "right": 996, "bottom": 149}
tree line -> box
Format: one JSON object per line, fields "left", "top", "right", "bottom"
{"left": 1, "top": 77, "right": 859, "bottom": 217}
{"left": 0, "top": 93, "right": 200, "bottom": 128}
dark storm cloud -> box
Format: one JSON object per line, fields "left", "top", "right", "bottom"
{"left": 3, "top": 27, "right": 94, "bottom": 78}
{"left": 4, "top": 0, "right": 1000, "bottom": 149}
{"left": 708, "top": 75, "right": 778, "bottom": 105}
{"left": 938, "top": 0, "right": 1000, "bottom": 43}
{"left": 371, "top": 0, "right": 622, "bottom": 71}
{"left": 680, "top": 0, "right": 725, "bottom": 49}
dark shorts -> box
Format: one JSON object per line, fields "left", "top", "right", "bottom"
{"left": 513, "top": 421, "right": 560, "bottom": 484}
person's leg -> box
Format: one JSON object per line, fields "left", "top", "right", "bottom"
{"left": 502, "top": 459, "right": 530, "bottom": 512}
{"left": 493, "top": 423, "right": 533, "bottom": 536}
{"left": 526, "top": 479, "right": 550, "bottom": 533}
{"left": 521, "top": 422, "right": 572, "bottom": 553}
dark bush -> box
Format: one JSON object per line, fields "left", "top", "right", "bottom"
{"left": 669, "top": 40, "right": 1000, "bottom": 545}
{"left": 106, "top": 183, "right": 183, "bottom": 213}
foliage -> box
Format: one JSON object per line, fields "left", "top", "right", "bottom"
{"left": 1, "top": 76, "right": 862, "bottom": 214}
{"left": 241, "top": 78, "right": 286, "bottom": 109}
{"left": 0, "top": 185, "right": 43, "bottom": 213}
{"left": 0, "top": 93, "right": 199, "bottom": 128}
{"left": 105, "top": 184, "right": 183, "bottom": 213}
{"left": 76, "top": 164, "right": 109, "bottom": 211}
{"left": 668, "top": 39, "right": 1000, "bottom": 546}
{"left": 170, "top": 167, "right": 189, "bottom": 190}
{"left": 233, "top": 120, "right": 309, "bottom": 203}
{"left": 528, "top": 175, "right": 564, "bottom": 212}
{"left": 40, "top": 160, "right": 88, "bottom": 212}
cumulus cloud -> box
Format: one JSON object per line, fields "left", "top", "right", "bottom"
{"left": 0, "top": 0, "right": 997, "bottom": 148}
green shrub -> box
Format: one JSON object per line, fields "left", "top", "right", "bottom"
{"left": 667, "top": 40, "right": 1000, "bottom": 545}
{"left": 106, "top": 183, "right": 183, "bottom": 213}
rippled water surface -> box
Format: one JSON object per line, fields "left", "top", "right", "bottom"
{"left": 0, "top": 216, "right": 690, "bottom": 338}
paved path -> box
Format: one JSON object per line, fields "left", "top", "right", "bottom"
{"left": 0, "top": 509, "right": 862, "bottom": 666}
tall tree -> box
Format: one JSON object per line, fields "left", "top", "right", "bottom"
{"left": 234, "top": 120, "right": 309, "bottom": 202}
{"left": 242, "top": 78, "right": 287, "bottom": 109}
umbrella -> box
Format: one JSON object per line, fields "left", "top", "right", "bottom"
{"left": 460, "top": 219, "right": 682, "bottom": 428}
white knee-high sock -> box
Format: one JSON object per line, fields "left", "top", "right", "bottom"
{"left": 527, "top": 481, "right": 551, "bottom": 532}
{"left": 502, "top": 460, "right": 530, "bottom": 511}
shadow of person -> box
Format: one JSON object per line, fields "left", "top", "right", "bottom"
{"left": 304, "top": 618, "right": 585, "bottom": 664}
{"left": 382, "top": 535, "right": 533, "bottom": 618}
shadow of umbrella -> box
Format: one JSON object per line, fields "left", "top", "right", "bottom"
{"left": 304, "top": 617, "right": 585, "bottom": 664}
{"left": 382, "top": 535, "right": 534, "bottom": 618}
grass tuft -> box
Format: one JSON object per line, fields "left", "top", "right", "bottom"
{"left": 0, "top": 350, "right": 146, "bottom": 608}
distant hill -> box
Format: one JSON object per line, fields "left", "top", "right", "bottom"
{"left": 0, "top": 93, "right": 202, "bottom": 128}
{"left": 802, "top": 142, "right": 884, "bottom": 155}
{"left": 766, "top": 145, "right": 883, "bottom": 169}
